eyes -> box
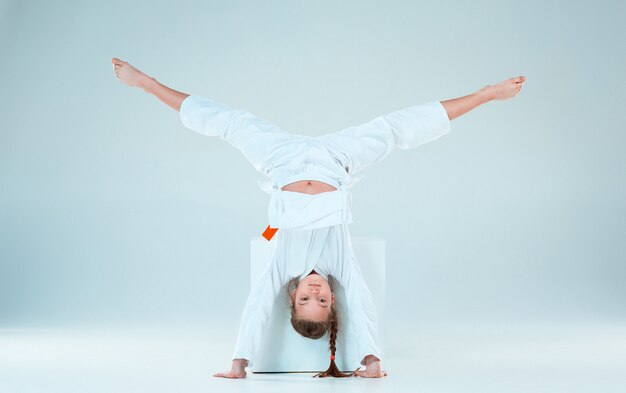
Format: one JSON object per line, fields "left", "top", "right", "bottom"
{"left": 299, "top": 296, "right": 327, "bottom": 304}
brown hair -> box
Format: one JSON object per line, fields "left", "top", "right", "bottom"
{"left": 287, "top": 277, "right": 354, "bottom": 378}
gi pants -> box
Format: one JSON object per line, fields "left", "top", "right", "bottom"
{"left": 179, "top": 95, "right": 451, "bottom": 191}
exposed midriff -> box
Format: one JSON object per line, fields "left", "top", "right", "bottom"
{"left": 280, "top": 180, "right": 337, "bottom": 195}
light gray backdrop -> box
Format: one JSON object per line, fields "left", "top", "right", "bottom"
{"left": 0, "top": 0, "right": 624, "bottom": 335}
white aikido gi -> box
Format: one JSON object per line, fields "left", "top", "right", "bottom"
{"left": 179, "top": 94, "right": 451, "bottom": 367}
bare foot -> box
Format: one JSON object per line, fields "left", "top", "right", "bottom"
{"left": 111, "top": 57, "right": 151, "bottom": 89}
{"left": 213, "top": 359, "right": 248, "bottom": 379}
{"left": 482, "top": 76, "right": 526, "bottom": 100}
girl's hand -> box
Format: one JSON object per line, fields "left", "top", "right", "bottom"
{"left": 482, "top": 76, "right": 526, "bottom": 101}
{"left": 353, "top": 355, "right": 388, "bottom": 378}
{"left": 213, "top": 359, "right": 248, "bottom": 379}
{"left": 111, "top": 58, "right": 151, "bottom": 89}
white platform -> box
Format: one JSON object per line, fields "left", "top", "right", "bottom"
{"left": 250, "top": 236, "right": 386, "bottom": 373}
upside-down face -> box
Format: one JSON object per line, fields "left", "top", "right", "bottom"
{"left": 290, "top": 272, "right": 335, "bottom": 322}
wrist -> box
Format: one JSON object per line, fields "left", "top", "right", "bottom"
{"left": 233, "top": 358, "right": 248, "bottom": 369}
{"left": 364, "top": 355, "right": 380, "bottom": 366}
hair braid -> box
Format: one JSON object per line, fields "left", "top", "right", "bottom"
{"left": 329, "top": 311, "right": 338, "bottom": 356}
{"left": 313, "top": 308, "right": 354, "bottom": 378}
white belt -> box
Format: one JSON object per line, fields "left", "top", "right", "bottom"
{"left": 267, "top": 189, "right": 353, "bottom": 230}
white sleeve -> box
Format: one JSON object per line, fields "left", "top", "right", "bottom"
{"left": 335, "top": 252, "right": 382, "bottom": 366}
{"left": 231, "top": 251, "right": 288, "bottom": 367}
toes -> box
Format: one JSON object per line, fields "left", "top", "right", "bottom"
{"left": 112, "top": 58, "right": 126, "bottom": 66}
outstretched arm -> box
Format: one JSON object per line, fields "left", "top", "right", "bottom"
{"left": 441, "top": 76, "right": 526, "bottom": 120}
{"left": 112, "top": 57, "right": 189, "bottom": 111}
{"left": 331, "top": 231, "right": 386, "bottom": 377}
{"left": 213, "top": 250, "right": 291, "bottom": 379}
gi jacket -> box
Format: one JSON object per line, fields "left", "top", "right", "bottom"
{"left": 179, "top": 94, "right": 451, "bottom": 367}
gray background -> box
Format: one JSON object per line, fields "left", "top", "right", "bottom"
{"left": 1, "top": 0, "right": 624, "bottom": 336}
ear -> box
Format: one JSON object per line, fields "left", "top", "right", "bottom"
{"left": 290, "top": 289, "right": 296, "bottom": 305}
{"left": 331, "top": 292, "right": 335, "bottom": 305}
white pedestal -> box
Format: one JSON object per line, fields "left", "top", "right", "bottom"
{"left": 249, "top": 236, "right": 386, "bottom": 373}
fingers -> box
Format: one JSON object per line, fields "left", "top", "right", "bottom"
{"left": 353, "top": 370, "right": 388, "bottom": 378}
{"left": 511, "top": 75, "right": 526, "bottom": 83}
{"left": 213, "top": 368, "right": 247, "bottom": 379}
{"left": 213, "top": 372, "right": 245, "bottom": 378}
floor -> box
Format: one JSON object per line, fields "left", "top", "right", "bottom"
{"left": 1, "top": 322, "right": 625, "bottom": 393}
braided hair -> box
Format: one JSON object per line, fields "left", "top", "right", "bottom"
{"left": 288, "top": 277, "right": 354, "bottom": 378}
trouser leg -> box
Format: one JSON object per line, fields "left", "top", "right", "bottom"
{"left": 315, "top": 101, "right": 451, "bottom": 177}
{"left": 179, "top": 95, "right": 299, "bottom": 172}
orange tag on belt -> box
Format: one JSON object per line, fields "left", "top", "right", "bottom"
{"left": 262, "top": 225, "right": 278, "bottom": 241}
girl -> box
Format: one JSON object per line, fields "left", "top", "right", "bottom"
{"left": 112, "top": 57, "right": 525, "bottom": 378}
